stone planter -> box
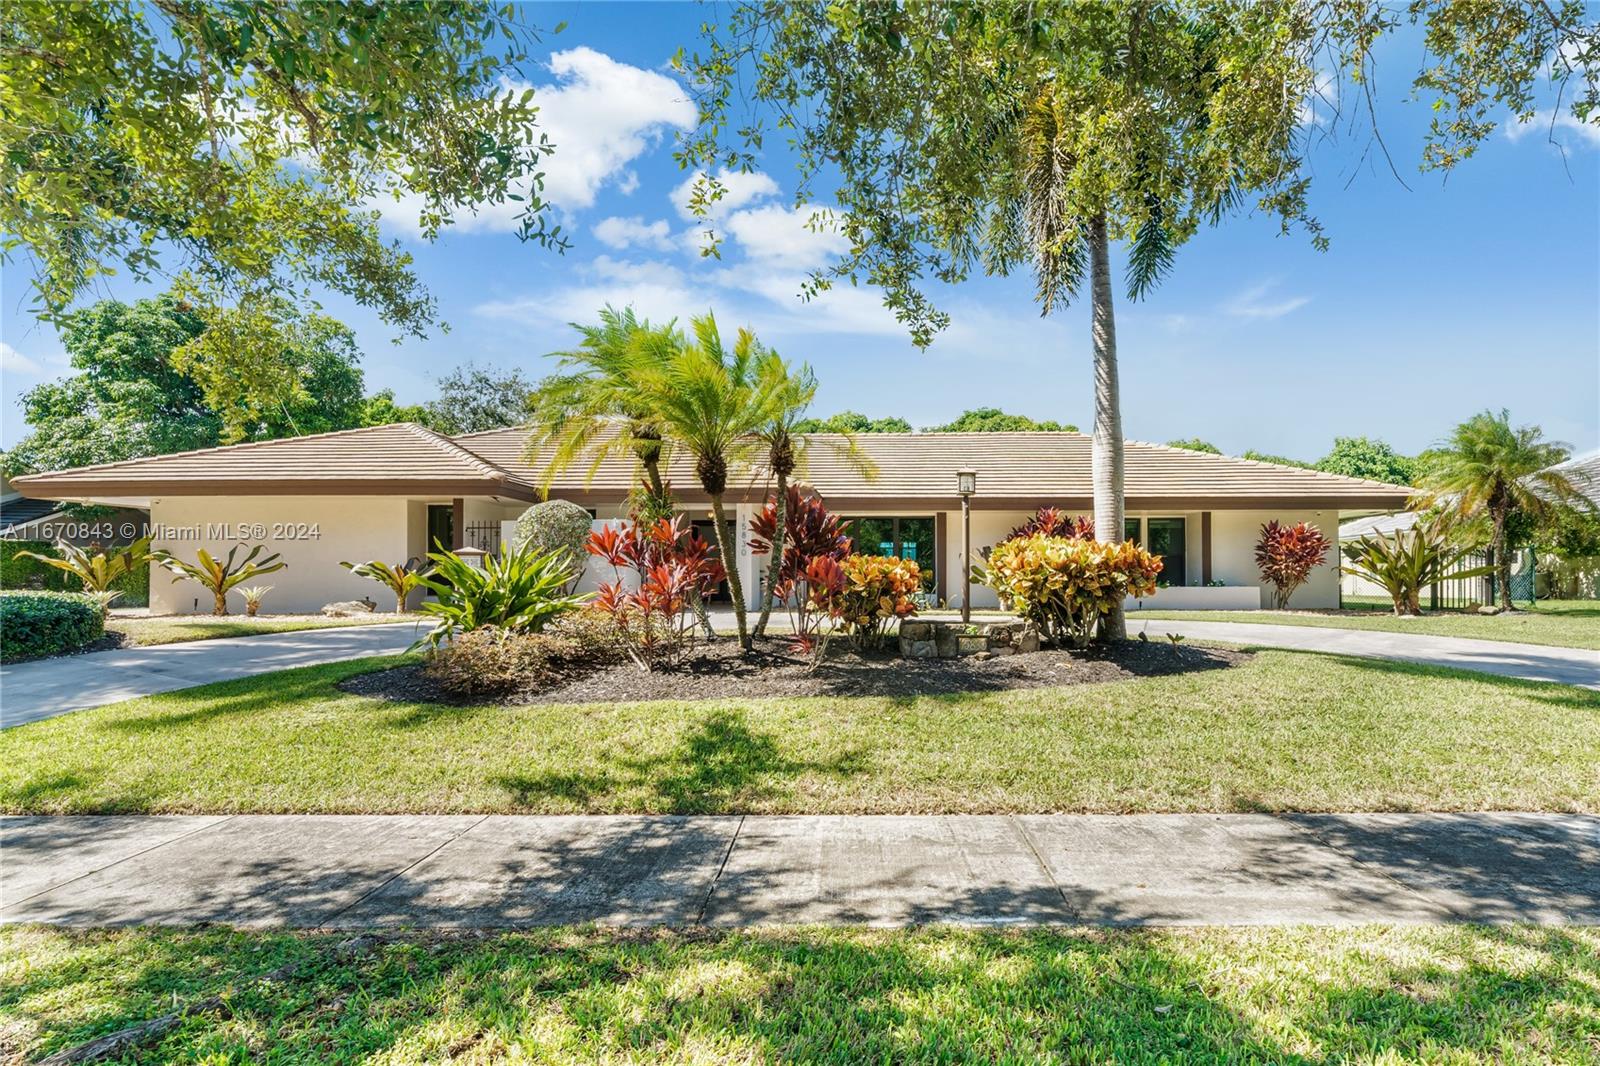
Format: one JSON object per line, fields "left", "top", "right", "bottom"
{"left": 894, "top": 618, "right": 1043, "bottom": 659}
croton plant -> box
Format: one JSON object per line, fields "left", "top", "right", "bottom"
{"left": 980, "top": 534, "right": 1161, "bottom": 647}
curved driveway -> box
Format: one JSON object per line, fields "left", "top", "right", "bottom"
{"left": 1134, "top": 618, "right": 1599, "bottom": 690}
{"left": 1, "top": 622, "right": 425, "bottom": 729}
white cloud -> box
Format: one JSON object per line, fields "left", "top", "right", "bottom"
{"left": 374, "top": 47, "right": 693, "bottom": 236}
{"left": 592, "top": 215, "right": 676, "bottom": 252}
{"left": 1505, "top": 110, "right": 1600, "bottom": 149}
{"left": 670, "top": 168, "right": 780, "bottom": 221}
{"left": 1224, "top": 281, "right": 1310, "bottom": 320}
{"left": 474, "top": 256, "right": 700, "bottom": 329}
{"left": 0, "top": 342, "right": 42, "bottom": 376}
{"left": 1297, "top": 70, "right": 1337, "bottom": 127}
{"left": 721, "top": 203, "right": 849, "bottom": 268}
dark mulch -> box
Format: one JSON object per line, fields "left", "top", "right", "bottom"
{"left": 338, "top": 636, "right": 1251, "bottom": 706}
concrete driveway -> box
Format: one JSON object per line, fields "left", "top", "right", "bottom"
{"left": 0, "top": 622, "right": 425, "bottom": 729}
{"left": 1130, "top": 618, "right": 1599, "bottom": 689}
{"left": 3, "top": 813, "right": 1594, "bottom": 928}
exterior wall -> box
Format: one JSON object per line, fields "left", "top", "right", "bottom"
{"left": 148, "top": 496, "right": 413, "bottom": 615}
{"left": 1209, "top": 508, "right": 1342, "bottom": 609}
{"left": 945, "top": 508, "right": 1033, "bottom": 609}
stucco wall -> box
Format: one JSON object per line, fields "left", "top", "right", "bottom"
{"left": 148, "top": 496, "right": 413, "bottom": 615}
{"left": 1209, "top": 508, "right": 1342, "bottom": 609}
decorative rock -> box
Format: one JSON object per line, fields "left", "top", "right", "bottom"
{"left": 1015, "top": 628, "right": 1041, "bottom": 654}
{"left": 908, "top": 640, "right": 938, "bottom": 659}
{"left": 956, "top": 634, "right": 988, "bottom": 656}
{"left": 989, "top": 645, "right": 1016, "bottom": 657}
{"left": 321, "top": 599, "right": 376, "bottom": 617}
{"left": 935, "top": 627, "right": 960, "bottom": 658}
{"left": 972, "top": 650, "right": 995, "bottom": 661}
{"left": 982, "top": 622, "right": 1018, "bottom": 641}
{"left": 1477, "top": 604, "right": 1503, "bottom": 616}
{"left": 900, "top": 621, "right": 934, "bottom": 642}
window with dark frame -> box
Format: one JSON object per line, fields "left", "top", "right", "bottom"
{"left": 1147, "top": 517, "right": 1187, "bottom": 586}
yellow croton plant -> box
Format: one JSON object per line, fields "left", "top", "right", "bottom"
{"left": 981, "top": 534, "right": 1162, "bottom": 647}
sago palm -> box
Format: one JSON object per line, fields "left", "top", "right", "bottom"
{"left": 641, "top": 313, "right": 777, "bottom": 651}
{"left": 1420, "top": 410, "right": 1577, "bottom": 609}
{"left": 749, "top": 351, "right": 876, "bottom": 638}
{"left": 525, "top": 305, "right": 682, "bottom": 511}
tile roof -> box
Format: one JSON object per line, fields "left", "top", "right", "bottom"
{"left": 14, "top": 423, "right": 1412, "bottom": 509}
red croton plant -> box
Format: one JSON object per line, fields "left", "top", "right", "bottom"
{"left": 747, "top": 486, "right": 853, "bottom": 653}
{"left": 1004, "top": 507, "right": 1095, "bottom": 544}
{"left": 587, "top": 515, "right": 725, "bottom": 671}
{"left": 1254, "top": 520, "right": 1332, "bottom": 610}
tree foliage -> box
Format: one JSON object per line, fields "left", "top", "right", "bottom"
{"left": 1314, "top": 436, "right": 1416, "bottom": 485}
{"left": 1167, "top": 438, "right": 1221, "bottom": 454}
{"left": 928, "top": 408, "right": 1078, "bottom": 433}
{"left": 1, "top": 1, "right": 565, "bottom": 332}
{"left": 426, "top": 364, "right": 533, "bottom": 435}
{"left": 792, "top": 410, "right": 913, "bottom": 434}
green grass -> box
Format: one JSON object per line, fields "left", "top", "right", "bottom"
{"left": 4, "top": 650, "right": 1595, "bottom": 815}
{"left": 107, "top": 613, "right": 419, "bottom": 647}
{"left": 3, "top": 925, "right": 1596, "bottom": 1064}
{"left": 1134, "top": 598, "right": 1600, "bottom": 650}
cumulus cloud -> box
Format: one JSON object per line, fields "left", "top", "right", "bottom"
{"left": 1224, "top": 281, "right": 1310, "bottom": 320}
{"left": 375, "top": 47, "right": 693, "bottom": 237}
{"left": 721, "top": 203, "right": 850, "bottom": 269}
{"left": 1505, "top": 110, "right": 1600, "bottom": 149}
{"left": 670, "top": 168, "right": 781, "bottom": 221}
{"left": 0, "top": 342, "right": 42, "bottom": 376}
{"left": 592, "top": 215, "right": 676, "bottom": 252}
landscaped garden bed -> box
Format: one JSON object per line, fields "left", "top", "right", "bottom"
{"left": 340, "top": 636, "right": 1248, "bottom": 705}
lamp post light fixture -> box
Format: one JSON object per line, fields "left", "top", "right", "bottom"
{"left": 956, "top": 467, "right": 977, "bottom": 622}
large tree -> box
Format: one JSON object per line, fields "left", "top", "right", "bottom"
{"left": 2, "top": 1, "right": 565, "bottom": 411}
{"left": 678, "top": 1, "right": 1598, "bottom": 638}
{"left": 4, "top": 294, "right": 370, "bottom": 474}
{"left": 931, "top": 408, "right": 1077, "bottom": 433}
{"left": 427, "top": 364, "right": 533, "bottom": 436}
{"left": 1315, "top": 436, "right": 1416, "bottom": 486}
{"left": 793, "top": 410, "right": 912, "bottom": 434}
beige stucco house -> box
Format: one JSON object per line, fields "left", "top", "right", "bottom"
{"left": 11, "top": 422, "right": 1410, "bottom": 614}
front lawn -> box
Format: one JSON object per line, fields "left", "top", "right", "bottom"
{"left": 107, "top": 613, "right": 421, "bottom": 648}
{"left": 1134, "top": 598, "right": 1600, "bottom": 650}
{"left": 3, "top": 650, "right": 1594, "bottom": 815}
{"left": 3, "top": 925, "right": 1596, "bottom": 1064}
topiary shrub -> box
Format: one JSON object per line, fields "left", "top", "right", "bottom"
{"left": 0, "top": 590, "right": 105, "bottom": 662}
{"left": 979, "top": 534, "right": 1162, "bottom": 647}
{"left": 513, "top": 499, "right": 594, "bottom": 583}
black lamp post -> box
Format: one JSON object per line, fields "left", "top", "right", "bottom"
{"left": 956, "top": 467, "right": 977, "bottom": 622}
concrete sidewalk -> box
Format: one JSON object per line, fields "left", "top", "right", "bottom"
{"left": 4, "top": 813, "right": 1595, "bottom": 928}
{"left": 0, "top": 622, "right": 424, "bottom": 728}
{"left": 1133, "top": 619, "right": 1600, "bottom": 689}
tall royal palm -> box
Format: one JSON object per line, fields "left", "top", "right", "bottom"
{"left": 1422, "top": 409, "right": 1577, "bottom": 610}
{"left": 525, "top": 305, "right": 681, "bottom": 513}
{"left": 643, "top": 313, "right": 776, "bottom": 651}
{"left": 749, "top": 352, "right": 876, "bottom": 638}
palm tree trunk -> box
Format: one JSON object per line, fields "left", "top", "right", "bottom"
{"left": 753, "top": 474, "right": 788, "bottom": 638}
{"left": 1492, "top": 503, "right": 1511, "bottom": 610}
{"left": 1088, "top": 212, "right": 1126, "bottom": 641}
{"left": 708, "top": 495, "right": 750, "bottom": 650}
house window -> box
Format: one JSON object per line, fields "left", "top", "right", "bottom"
{"left": 1124, "top": 517, "right": 1141, "bottom": 545}
{"left": 844, "top": 516, "right": 936, "bottom": 591}
{"left": 1147, "top": 517, "right": 1187, "bottom": 585}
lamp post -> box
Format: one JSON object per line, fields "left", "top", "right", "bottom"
{"left": 956, "top": 467, "right": 977, "bottom": 623}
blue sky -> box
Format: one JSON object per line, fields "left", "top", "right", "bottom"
{"left": 3, "top": 1, "right": 1597, "bottom": 461}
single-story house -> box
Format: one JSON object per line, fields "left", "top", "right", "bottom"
{"left": 10, "top": 422, "right": 1410, "bottom": 614}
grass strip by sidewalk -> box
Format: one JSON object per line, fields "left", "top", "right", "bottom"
{"left": 3, "top": 925, "right": 1596, "bottom": 1064}
{"left": 3, "top": 649, "right": 1595, "bottom": 815}
{"left": 1133, "top": 598, "right": 1600, "bottom": 650}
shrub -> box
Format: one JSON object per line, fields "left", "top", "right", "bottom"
{"left": 1341, "top": 511, "right": 1493, "bottom": 615}
{"left": 513, "top": 499, "right": 594, "bottom": 585}
{"left": 1254, "top": 521, "right": 1333, "bottom": 609}
{"left": 748, "top": 486, "right": 853, "bottom": 651}
{"left": 1, "top": 541, "right": 75, "bottom": 591}
{"left": 0, "top": 590, "right": 104, "bottom": 662}
{"left": 807, "top": 553, "right": 921, "bottom": 650}
{"left": 151, "top": 544, "right": 286, "bottom": 616}
{"left": 979, "top": 534, "right": 1162, "bottom": 647}
{"left": 423, "top": 627, "right": 583, "bottom": 698}
{"left": 548, "top": 607, "right": 626, "bottom": 665}
{"left": 1003, "top": 507, "right": 1094, "bottom": 544}
{"left": 416, "top": 542, "right": 587, "bottom": 650}
{"left": 587, "top": 515, "right": 725, "bottom": 671}
{"left": 15, "top": 537, "right": 153, "bottom": 616}
{"left": 340, "top": 559, "right": 430, "bottom": 613}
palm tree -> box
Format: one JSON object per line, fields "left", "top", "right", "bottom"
{"left": 748, "top": 352, "right": 876, "bottom": 638}
{"left": 641, "top": 313, "right": 777, "bottom": 651}
{"left": 525, "top": 305, "right": 682, "bottom": 512}
{"left": 1421, "top": 410, "right": 1577, "bottom": 609}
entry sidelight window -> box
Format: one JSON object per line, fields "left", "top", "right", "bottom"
{"left": 1146, "top": 517, "right": 1187, "bottom": 585}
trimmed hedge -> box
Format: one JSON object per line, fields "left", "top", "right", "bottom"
{"left": 0, "top": 540, "right": 150, "bottom": 607}
{"left": 0, "top": 590, "right": 105, "bottom": 662}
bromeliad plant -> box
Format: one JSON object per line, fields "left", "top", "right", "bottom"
{"left": 340, "top": 559, "right": 431, "bottom": 613}
{"left": 1254, "top": 520, "right": 1333, "bottom": 610}
{"left": 152, "top": 543, "right": 286, "bottom": 616}
{"left": 415, "top": 542, "right": 586, "bottom": 651}
{"left": 586, "top": 515, "right": 726, "bottom": 671}
{"left": 1341, "top": 511, "right": 1494, "bottom": 616}
{"left": 747, "top": 486, "right": 853, "bottom": 653}
{"left": 235, "top": 585, "right": 273, "bottom": 617}
{"left": 806, "top": 553, "right": 921, "bottom": 652}
{"left": 16, "top": 536, "right": 153, "bottom": 617}
{"left": 980, "top": 535, "right": 1161, "bottom": 648}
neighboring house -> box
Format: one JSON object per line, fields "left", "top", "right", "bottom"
{"left": 10, "top": 422, "right": 1410, "bottom": 614}
{"left": 0, "top": 472, "right": 147, "bottom": 547}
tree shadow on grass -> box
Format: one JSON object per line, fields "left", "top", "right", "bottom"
{"left": 494, "top": 709, "right": 868, "bottom": 813}
{"left": 1260, "top": 648, "right": 1600, "bottom": 711}
{"left": 7, "top": 924, "right": 1598, "bottom": 1064}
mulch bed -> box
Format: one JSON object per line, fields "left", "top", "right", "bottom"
{"left": 338, "top": 636, "right": 1251, "bottom": 706}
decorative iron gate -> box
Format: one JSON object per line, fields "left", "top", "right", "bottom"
{"left": 463, "top": 520, "right": 502, "bottom": 555}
